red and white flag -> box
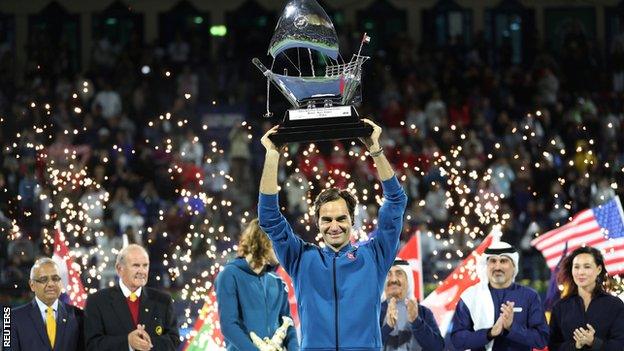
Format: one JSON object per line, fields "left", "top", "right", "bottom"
{"left": 421, "top": 234, "right": 495, "bottom": 335}
{"left": 183, "top": 289, "right": 224, "bottom": 351}
{"left": 397, "top": 231, "right": 424, "bottom": 301}
{"left": 52, "top": 224, "right": 88, "bottom": 308}
{"left": 276, "top": 267, "right": 299, "bottom": 327}
{"left": 531, "top": 197, "right": 624, "bottom": 275}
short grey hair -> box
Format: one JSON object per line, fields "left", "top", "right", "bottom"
{"left": 30, "top": 257, "right": 60, "bottom": 280}
{"left": 116, "top": 244, "right": 149, "bottom": 267}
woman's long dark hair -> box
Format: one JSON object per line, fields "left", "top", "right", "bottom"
{"left": 557, "top": 246, "right": 611, "bottom": 298}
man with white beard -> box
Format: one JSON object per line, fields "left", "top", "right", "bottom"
{"left": 450, "top": 241, "right": 549, "bottom": 351}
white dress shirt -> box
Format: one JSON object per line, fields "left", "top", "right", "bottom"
{"left": 119, "top": 281, "right": 142, "bottom": 299}
{"left": 119, "top": 281, "right": 143, "bottom": 351}
{"left": 34, "top": 297, "right": 58, "bottom": 325}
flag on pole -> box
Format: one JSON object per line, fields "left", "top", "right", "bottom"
{"left": 276, "top": 266, "right": 299, "bottom": 327}
{"left": 421, "top": 234, "right": 495, "bottom": 335}
{"left": 183, "top": 289, "right": 224, "bottom": 351}
{"left": 397, "top": 231, "right": 424, "bottom": 301}
{"left": 362, "top": 33, "right": 371, "bottom": 44}
{"left": 531, "top": 197, "right": 624, "bottom": 275}
{"left": 543, "top": 243, "right": 568, "bottom": 321}
{"left": 52, "top": 223, "right": 88, "bottom": 308}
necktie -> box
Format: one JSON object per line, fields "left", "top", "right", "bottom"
{"left": 129, "top": 292, "right": 138, "bottom": 302}
{"left": 46, "top": 307, "right": 56, "bottom": 347}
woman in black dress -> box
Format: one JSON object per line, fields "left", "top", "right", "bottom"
{"left": 548, "top": 246, "right": 624, "bottom": 350}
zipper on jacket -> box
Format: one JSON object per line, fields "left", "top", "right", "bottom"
{"left": 259, "top": 274, "right": 271, "bottom": 337}
{"left": 333, "top": 252, "right": 339, "bottom": 351}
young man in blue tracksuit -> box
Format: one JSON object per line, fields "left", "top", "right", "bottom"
{"left": 216, "top": 219, "right": 298, "bottom": 351}
{"left": 258, "top": 119, "right": 408, "bottom": 351}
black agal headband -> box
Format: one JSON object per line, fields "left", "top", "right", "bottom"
{"left": 484, "top": 247, "right": 517, "bottom": 255}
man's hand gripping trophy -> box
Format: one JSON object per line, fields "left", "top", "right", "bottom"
{"left": 249, "top": 316, "right": 294, "bottom": 351}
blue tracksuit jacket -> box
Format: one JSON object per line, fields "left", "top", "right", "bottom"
{"left": 216, "top": 258, "right": 298, "bottom": 351}
{"left": 259, "top": 175, "right": 407, "bottom": 350}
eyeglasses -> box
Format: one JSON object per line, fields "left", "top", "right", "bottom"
{"left": 32, "top": 275, "right": 62, "bottom": 284}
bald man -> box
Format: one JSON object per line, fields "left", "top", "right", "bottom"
{"left": 10, "top": 257, "right": 84, "bottom": 351}
{"left": 84, "top": 244, "right": 179, "bottom": 351}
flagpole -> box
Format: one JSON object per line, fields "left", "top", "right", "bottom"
{"left": 614, "top": 196, "right": 624, "bottom": 227}
{"left": 356, "top": 33, "right": 369, "bottom": 58}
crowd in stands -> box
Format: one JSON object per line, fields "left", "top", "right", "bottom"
{"left": 1, "top": 21, "right": 623, "bottom": 305}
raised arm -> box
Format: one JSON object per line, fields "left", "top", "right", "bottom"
{"left": 362, "top": 119, "right": 408, "bottom": 271}
{"left": 259, "top": 126, "right": 280, "bottom": 195}
{"left": 360, "top": 118, "right": 394, "bottom": 181}
{"left": 258, "top": 126, "right": 304, "bottom": 276}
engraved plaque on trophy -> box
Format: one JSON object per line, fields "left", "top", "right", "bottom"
{"left": 253, "top": 0, "right": 373, "bottom": 144}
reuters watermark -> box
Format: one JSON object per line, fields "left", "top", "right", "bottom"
{"left": 3, "top": 306, "right": 9, "bottom": 348}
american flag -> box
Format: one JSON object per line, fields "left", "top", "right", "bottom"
{"left": 531, "top": 197, "right": 624, "bottom": 275}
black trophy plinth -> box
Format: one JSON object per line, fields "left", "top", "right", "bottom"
{"left": 268, "top": 106, "right": 373, "bottom": 144}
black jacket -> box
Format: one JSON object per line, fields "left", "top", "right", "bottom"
{"left": 548, "top": 291, "right": 624, "bottom": 350}
{"left": 84, "top": 286, "right": 179, "bottom": 351}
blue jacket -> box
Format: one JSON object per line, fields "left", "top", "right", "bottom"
{"left": 451, "top": 283, "right": 549, "bottom": 351}
{"left": 259, "top": 176, "right": 407, "bottom": 351}
{"left": 216, "top": 257, "right": 298, "bottom": 351}
{"left": 9, "top": 299, "right": 84, "bottom": 351}
{"left": 548, "top": 291, "right": 624, "bottom": 351}
{"left": 380, "top": 301, "right": 444, "bottom": 351}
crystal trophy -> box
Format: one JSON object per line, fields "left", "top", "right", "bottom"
{"left": 253, "top": 0, "right": 373, "bottom": 144}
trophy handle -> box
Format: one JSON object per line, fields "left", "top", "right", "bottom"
{"left": 252, "top": 58, "right": 299, "bottom": 108}
{"left": 252, "top": 58, "right": 271, "bottom": 76}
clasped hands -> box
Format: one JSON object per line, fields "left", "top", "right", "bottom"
{"left": 128, "top": 324, "right": 153, "bottom": 351}
{"left": 385, "top": 297, "right": 419, "bottom": 328}
{"left": 250, "top": 316, "right": 294, "bottom": 351}
{"left": 573, "top": 324, "right": 595, "bottom": 349}
{"left": 489, "top": 301, "right": 515, "bottom": 338}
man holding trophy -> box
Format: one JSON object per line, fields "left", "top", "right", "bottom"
{"left": 259, "top": 117, "right": 407, "bottom": 349}
{"left": 254, "top": 0, "right": 407, "bottom": 349}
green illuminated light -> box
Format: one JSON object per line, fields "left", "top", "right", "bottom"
{"left": 210, "top": 25, "right": 227, "bottom": 36}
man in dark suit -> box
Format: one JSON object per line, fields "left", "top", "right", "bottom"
{"left": 84, "top": 244, "right": 179, "bottom": 351}
{"left": 10, "top": 257, "right": 84, "bottom": 351}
